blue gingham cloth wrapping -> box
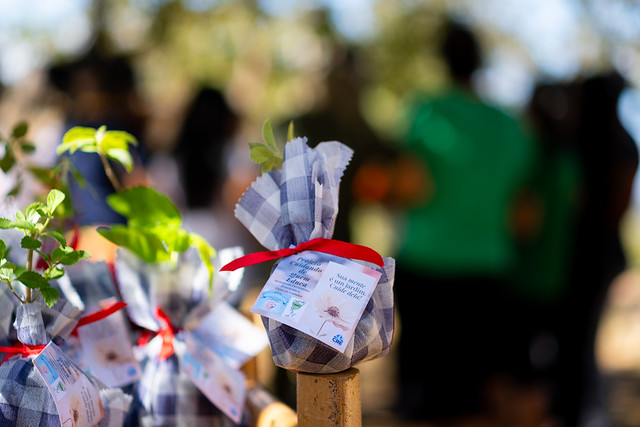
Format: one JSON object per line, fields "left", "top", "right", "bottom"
{"left": 234, "top": 137, "right": 396, "bottom": 374}
{"left": 113, "top": 248, "right": 244, "bottom": 426}
{"left": 0, "top": 298, "right": 133, "bottom": 426}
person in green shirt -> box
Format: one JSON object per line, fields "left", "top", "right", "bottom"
{"left": 394, "top": 21, "right": 537, "bottom": 422}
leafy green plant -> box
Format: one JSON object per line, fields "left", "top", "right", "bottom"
{"left": 59, "top": 125, "right": 217, "bottom": 291}
{"left": 249, "top": 119, "right": 294, "bottom": 172}
{"left": 56, "top": 125, "right": 138, "bottom": 192}
{"left": 0, "top": 121, "right": 36, "bottom": 198}
{"left": 0, "top": 189, "right": 90, "bottom": 307}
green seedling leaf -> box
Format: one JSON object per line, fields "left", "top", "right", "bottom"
{"left": 0, "top": 268, "right": 14, "bottom": 282}
{"left": 58, "top": 249, "right": 90, "bottom": 265}
{"left": 44, "top": 267, "right": 64, "bottom": 280}
{"left": 42, "top": 231, "right": 67, "bottom": 247}
{"left": 46, "top": 189, "right": 65, "bottom": 213}
{"left": 189, "top": 233, "right": 216, "bottom": 292}
{"left": 21, "top": 236, "right": 41, "bottom": 250}
{"left": 262, "top": 119, "right": 277, "bottom": 150}
{"left": 50, "top": 245, "right": 73, "bottom": 263}
{"left": 98, "top": 225, "right": 171, "bottom": 263}
{"left": 0, "top": 150, "right": 15, "bottom": 173}
{"left": 0, "top": 240, "right": 6, "bottom": 258}
{"left": 17, "top": 271, "right": 49, "bottom": 289}
{"left": 20, "top": 142, "right": 36, "bottom": 153}
{"left": 40, "top": 287, "right": 59, "bottom": 308}
{"left": 287, "top": 121, "right": 295, "bottom": 142}
{"left": 2, "top": 219, "right": 36, "bottom": 233}
{"left": 106, "top": 148, "right": 134, "bottom": 172}
{"left": 11, "top": 122, "right": 28, "bottom": 139}
{"left": 106, "top": 187, "right": 181, "bottom": 228}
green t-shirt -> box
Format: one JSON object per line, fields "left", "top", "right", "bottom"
{"left": 397, "top": 88, "right": 535, "bottom": 277}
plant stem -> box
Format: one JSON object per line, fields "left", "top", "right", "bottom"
{"left": 25, "top": 247, "right": 33, "bottom": 302}
{"left": 99, "top": 152, "right": 122, "bottom": 192}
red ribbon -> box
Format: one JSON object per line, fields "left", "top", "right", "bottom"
{"left": 137, "top": 307, "right": 177, "bottom": 361}
{"left": 71, "top": 300, "right": 127, "bottom": 337}
{"left": 0, "top": 342, "right": 46, "bottom": 364}
{"left": 220, "top": 238, "right": 384, "bottom": 272}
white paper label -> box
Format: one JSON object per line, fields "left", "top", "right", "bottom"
{"left": 250, "top": 250, "right": 381, "bottom": 352}
{"left": 76, "top": 298, "right": 141, "bottom": 388}
{"left": 186, "top": 301, "right": 268, "bottom": 370}
{"left": 33, "top": 342, "right": 104, "bottom": 427}
{"left": 181, "top": 338, "right": 246, "bottom": 424}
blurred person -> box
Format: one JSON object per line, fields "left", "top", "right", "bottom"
{"left": 392, "top": 20, "right": 537, "bottom": 423}
{"left": 48, "top": 47, "right": 149, "bottom": 228}
{"left": 507, "top": 81, "right": 583, "bottom": 424}
{"left": 162, "top": 85, "right": 263, "bottom": 304}
{"left": 553, "top": 71, "right": 639, "bottom": 427}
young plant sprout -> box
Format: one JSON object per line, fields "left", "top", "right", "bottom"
{"left": 57, "top": 125, "right": 217, "bottom": 292}
{"left": 0, "top": 189, "right": 90, "bottom": 307}
{"left": 249, "top": 119, "right": 294, "bottom": 172}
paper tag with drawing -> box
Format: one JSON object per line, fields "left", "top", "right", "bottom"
{"left": 75, "top": 298, "right": 142, "bottom": 388}
{"left": 251, "top": 250, "right": 381, "bottom": 352}
{"left": 33, "top": 342, "right": 104, "bottom": 427}
{"left": 181, "top": 335, "right": 246, "bottom": 424}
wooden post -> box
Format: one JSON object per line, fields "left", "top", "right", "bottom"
{"left": 296, "top": 368, "right": 361, "bottom": 427}
{"left": 246, "top": 383, "right": 298, "bottom": 427}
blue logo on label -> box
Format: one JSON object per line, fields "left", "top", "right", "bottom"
{"left": 127, "top": 366, "right": 138, "bottom": 377}
{"left": 332, "top": 334, "right": 344, "bottom": 346}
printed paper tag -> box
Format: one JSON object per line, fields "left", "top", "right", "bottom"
{"left": 76, "top": 299, "right": 142, "bottom": 388}
{"left": 186, "top": 302, "right": 268, "bottom": 370}
{"left": 251, "top": 250, "right": 381, "bottom": 352}
{"left": 181, "top": 336, "right": 246, "bottom": 424}
{"left": 33, "top": 342, "right": 104, "bottom": 427}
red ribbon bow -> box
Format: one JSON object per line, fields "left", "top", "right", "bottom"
{"left": 71, "top": 300, "right": 127, "bottom": 337}
{"left": 220, "top": 238, "right": 384, "bottom": 272}
{"left": 137, "top": 307, "right": 178, "bottom": 361}
{"left": 0, "top": 342, "right": 47, "bottom": 364}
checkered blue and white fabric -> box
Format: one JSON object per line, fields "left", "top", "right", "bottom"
{"left": 113, "top": 247, "right": 244, "bottom": 425}
{"left": 235, "top": 137, "right": 396, "bottom": 373}
{"left": 0, "top": 297, "right": 133, "bottom": 426}
{"left": 134, "top": 335, "right": 237, "bottom": 427}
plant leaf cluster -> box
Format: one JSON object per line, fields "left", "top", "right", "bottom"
{"left": 57, "top": 125, "right": 138, "bottom": 172}
{"left": 60, "top": 126, "right": 217, "bottom": 292}
{"left": 0, "top": 189, "right": 89, "bottom": 307}
{"left": 249, "top": 119, "right": 294, "bottom": 172}
{"left": 97, "top": 187, "right": 216, "bottom": 290}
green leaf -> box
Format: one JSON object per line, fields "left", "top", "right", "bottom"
{"left": 287, "top": 121, "right": 295, "bottom": 142}
{"left": 40, "top": 287, "right": 59, "bottom": 307}
{"left": 50, "top": 245, "right": 73, "bottom": 263}
{"left": 106, "top": 187, "right": 181, "bottom": 228}
{"left": 98, "top": 225, "right": 171, "bottom": 263}
{"left": 3, "top": 219, "right": 36, "bottom": 233}
{"left": 0, "top": 268, "right": 14, "bottom": 282}
{"left": 46, "top": 189, "right": 65, "bottom": 213}
{"left": 105, "top": 148, "right": 134, "bottom": 172}
{"left": 0, "top": 149, "right": 15, "bottom": 173}
{"left": 20, "top": 142, "right": 36, "bottom": 153}
{"left": 21, "top": 236, "right": 41, "bottom": 250}
{"left": 11, "top": 122, "right": 28, "bottom": 139}
{"left": 0, "top": 240, "right": 6, "bottom": 257}
{"left": 249, "top": 143, "right": 282, "bottom": 173}
{"left": 262, "top": 119, "right": 277, "bottom": 150}
{"left": 17, "top": 271, "right": 49, "bottom": 289}
{"left": 58, "top": 249, "right": 90, "bottom": 265}
{"left": 44, "top": 267, "right": 64, "bottom": 280}
{"left": 189, "top": 233, "right": 216, "bottom": 292}
{"left": 42, "top": 231, "right": 67, "bottom": 247}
